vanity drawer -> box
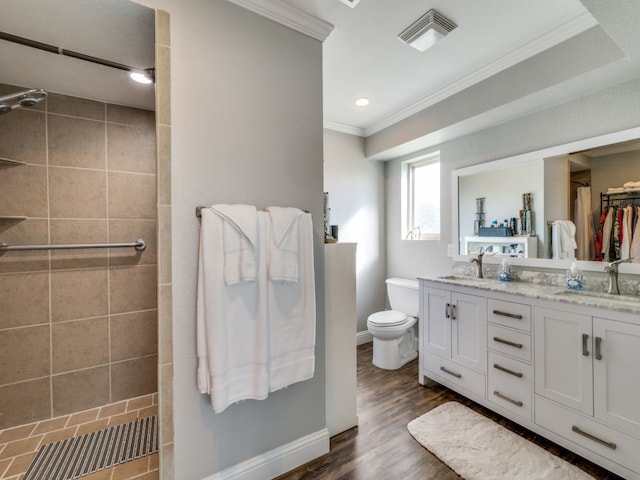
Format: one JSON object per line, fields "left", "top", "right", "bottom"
{"left": 536, "top": 396, "right": 640, "bottom": 476}
{"left": 488, "top": 351, "right": 532, "bottom": 421}
{"left": 424, "top": 351, "right": 485, "bottom": 399}
{"left": 488, "top": 324, "right": 532, "bottom": 362}
{"left": 488, "top": 298, "right": 531, "bottom": 332}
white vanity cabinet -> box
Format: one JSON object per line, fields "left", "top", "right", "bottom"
{"left": 421, "top": 283, "right": 487, "bottom": 400}
{"left": 487, "top": 299, "right": 533, "bottom": 421}
{"left": 418, "top": 277, "right": 640, "bottom": 480}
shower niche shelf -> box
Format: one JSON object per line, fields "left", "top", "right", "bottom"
{"left": 0, "top": 216, "right": 28, "bottom": 221}
{"left": 0, "top": 157, "right": 26, "bottom": 166}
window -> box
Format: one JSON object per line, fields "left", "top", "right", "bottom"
{"left": 402, "top": 154, "right": 440, "bottom": 240}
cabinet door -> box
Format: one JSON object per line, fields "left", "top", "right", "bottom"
{"left": 593, "top": 318, "right": 640, "bottom": 437}
{"left": 424, "top": 287, "right": 451, "bottom": 359}
{"left": 451, "top": 292, "right": 486, "bottom": 373}
{"left": 534, "top": 307, "right": 593, "bottom": 415}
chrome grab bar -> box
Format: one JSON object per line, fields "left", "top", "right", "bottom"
{"left": 0, "top": 239, "right": 146, "bottom": 252}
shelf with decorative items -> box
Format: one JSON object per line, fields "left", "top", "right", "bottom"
{"left": 0, "top": 157, "right": 26, "bottom": 166}
{"left": 463, "top": 236, "right": 537, "bottom": 258}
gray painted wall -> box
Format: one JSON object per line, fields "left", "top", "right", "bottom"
{"left": 140, "top": 0, "right": 325, "bottom": 478}
{"left": 323, "top": 129, "right": 386, "bottom": 332}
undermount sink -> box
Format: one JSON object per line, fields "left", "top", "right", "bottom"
{"left": 555, "top": 289, "right": 640, "bottom": 307}
{"left": 437, "top": 275, "right": 490, "bottom": 282}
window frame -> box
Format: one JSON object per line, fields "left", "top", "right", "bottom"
{"left": 402, "top": 153, "right": 441, "bottom": 241}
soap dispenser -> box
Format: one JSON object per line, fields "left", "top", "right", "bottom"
{"left": 497, "top": 258, "right": 512, "bottom": 282}
{"left": 566, "top": 261, "right": 584, "bottom": 290}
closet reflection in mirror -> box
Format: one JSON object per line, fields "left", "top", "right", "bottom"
{"left": 456, "top": 135, "right": 640, "bottom": 264}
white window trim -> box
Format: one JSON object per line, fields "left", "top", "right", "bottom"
{"left": 401, "top": 152, "right": 440, "bottom": 240}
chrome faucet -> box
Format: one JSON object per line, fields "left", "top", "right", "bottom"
{"left": 604, "top": 258, "right": 632, "bottom": 295}
{"left": 470, "top": 252, "right": 485, "bottom": 279}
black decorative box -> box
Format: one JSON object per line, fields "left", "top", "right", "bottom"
{"left": 478, "top": 227, "right": 512, "bottom": 237}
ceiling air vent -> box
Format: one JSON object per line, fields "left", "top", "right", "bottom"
{"left": 398, "top": 9, "right": 456, "bottom": 52}
{"left": 338, "top": 0, "right": 361, "bottom": 8}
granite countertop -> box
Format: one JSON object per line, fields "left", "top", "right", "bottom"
{"left": 420, "top": 274, "right": 640, "bottom": 315}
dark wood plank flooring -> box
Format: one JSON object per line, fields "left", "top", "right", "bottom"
{"left": 277, "top": 343, "right": 625, "bottom": 480}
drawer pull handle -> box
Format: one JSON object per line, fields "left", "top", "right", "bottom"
{"left": 582, "top": 333, "right": 589, "bottom": 357}
{"left": 571, "top": 426, "right": 617, "bottom": 450}
{"left": 445, "top": 303, "right": 450, "bottom": 319}
{"left": 450, "top": 304, "right": 457, "bottom": 320}
{"left": 493, "top": 390, "right": 523, "bottom": 407}
{"left": 492, "top": 310, "right": 523, "bottom": 320}
{"left": 493, "top": 363, "right": 523, "bottom": 378}
{"left": 440, "top": 366, "right": 462, "bottom": 378}
{"left": 595, "top": 336, "right": 603, "bottom": 360}
{"left": 493, "top": 336, "right": 523, "bottom": 349}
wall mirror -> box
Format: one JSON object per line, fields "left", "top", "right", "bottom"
{"left": 453, "top": 126, "right": 640, "bottom": 273}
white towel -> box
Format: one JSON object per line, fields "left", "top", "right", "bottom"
{"left": 623, "top": 181, "right": 640, "bottom": 188}
{"left": 209, "top": 204, "right": 258, "bottom": 285}
{"left": 196, "top": 208, "right": 269, "bottom": 413}
{"left": 574, "top": 186, "right": 594, "bottom": 261}
{"left": 607, "top": 187, "right": 625, "bottom": 193}
{"left": 266, "top": 212, "right": 316, "bottom": 392}
{"left": 551, "top": 220, "right": 577, "bottom": 260}
{"left": 266, "top": 206, "right": 304, "bottom": 283}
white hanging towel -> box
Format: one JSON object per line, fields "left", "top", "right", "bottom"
{"left": 574, "top": 186, "right": 594, "bottom": 261}
{"left": 196, "top": 207, "right": 269, "bottom": 413}
{"left": 208, "top": 204, "right": 258, "bottom": 285}
{"left": 266, "top": 206, "right": 304, "bottom": 283}
{"left": 265, "top": 211, "right": 316, "bottom": 392}
{"left": 551, "top": 220, "right": 577, "bottom": 260}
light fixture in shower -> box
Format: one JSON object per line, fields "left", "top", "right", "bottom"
{"left": 0, "top": 30, "right": 155, "bottom": 84}
{"left": 398, "top": 9, "right": 457, "bottom": 52}
{"left": 0, "top": 88, "right": 48, "bottom": 115}
{"left": 130, "top": 68, "right": 155, "bottom": 84}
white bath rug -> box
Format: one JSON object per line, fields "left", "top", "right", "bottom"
{"left": 407, "top": 402, "right": 593, "bottom": 480}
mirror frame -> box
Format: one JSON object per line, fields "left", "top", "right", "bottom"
{"left": 452, "top": 125, "right": 640, "bottom": 274}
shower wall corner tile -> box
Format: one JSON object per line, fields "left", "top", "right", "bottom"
{"left": 108, "top": 172, "right": 157, "bottom": 220}
{"left": 110, "top": 310, "right": 158, "bottom": 362}
{"left": 158, "top": 205, "right": 172, "bottom": 285}
{"left": 107, "top": 122, "right": 156, "bottom": 174}
{"left": 158, "top": 284, "right": 173, "bottom": 365}
{"left": 111, "top": 355, "right": 158, "bottom": 402}
{"left": 109, "top": 219, "right": 157, "bottom": 267}
{"left": 156, "top": 10, "right": 170, "bottom": 47}
{"left": 157, "top": 124, "right": 171, "bottom": 205}
{"left": 159, "top": 363, "right": 173, "bottom": 446}
{"left": 156, "top": 45, "right": 171, "bottom": 127}
{"left": 109, "top": 265, "right": 158, "bottom": 314}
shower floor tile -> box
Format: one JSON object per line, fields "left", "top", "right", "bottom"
{"left": 0, "top": 393, "right": 158, "bottom": 480}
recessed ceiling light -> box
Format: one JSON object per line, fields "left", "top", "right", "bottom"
{"left": 355, "top": 97, "right": 370, "bottom": 107}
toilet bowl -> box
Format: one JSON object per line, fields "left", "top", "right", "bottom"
{"left": 367, "top": 278, "right": 419, "bottom": 370}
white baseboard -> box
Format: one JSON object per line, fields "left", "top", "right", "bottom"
{"left": 204, "top": 428, "right": 330, "bottom": 480}
{"left": 357, "top": 330, "right": 373, "bottom": 345}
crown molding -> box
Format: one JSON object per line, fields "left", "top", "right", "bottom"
{"left": 226, "top": 0, "right": 334, "bottom": 42}
{"left": 365, "top": 12, "right": 599, "bottom": 136}
{"left": 323, "top": 120, "right": 365, "bottom": 137}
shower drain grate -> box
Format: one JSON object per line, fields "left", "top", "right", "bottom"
{"left": 24, "top": 415, "right": 158, "bottom": 480}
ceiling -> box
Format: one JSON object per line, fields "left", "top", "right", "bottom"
{"left": 0, "top": 0, "right": 155, "bottom": 111}
{"left": 0, "top": 0, "right": 633, "bottom": 147}
{"left": 280, "top": 0, "right": 597, "bottom": 137}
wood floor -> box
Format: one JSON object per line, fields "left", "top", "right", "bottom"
{"left": 277, "top": 343, "right": 625, "bottom": 480}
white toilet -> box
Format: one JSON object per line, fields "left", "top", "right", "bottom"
{"left": 367, "top": 278, "right": 418, "bottom": 370}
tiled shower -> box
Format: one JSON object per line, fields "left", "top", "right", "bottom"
{"left": 0, "top": 82, "right": 158, "bottom": 439}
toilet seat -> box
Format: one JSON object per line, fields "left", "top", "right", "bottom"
{"left": 368, "top": 310, "right": 407, "bottom": 327}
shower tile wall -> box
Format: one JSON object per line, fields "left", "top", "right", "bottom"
{"left": 0, "top": 84, "right": 158, "bottom": 430}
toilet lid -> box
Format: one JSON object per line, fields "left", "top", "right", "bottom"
{"left": 368, "top": 310, "right": 407, "bottom": 327}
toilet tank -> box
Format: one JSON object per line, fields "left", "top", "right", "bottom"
{"left": 386, "top": 278, "right": 419, "bottom": 317}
